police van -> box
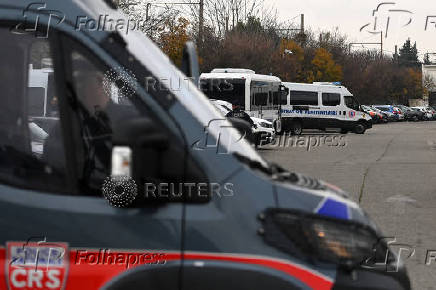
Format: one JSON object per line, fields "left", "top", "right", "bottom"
{"left": 199, "top": 68, "right": 287, "bottom": 122}
{"left": 0, "top": 1, "right": 408, "bottom": 289}
{"left": 277, "top": 82, "right": 372, "bottom": 135}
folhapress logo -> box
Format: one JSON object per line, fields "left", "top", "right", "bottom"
{"left": 11, "top": 2, "right": 65, "bottom": 38}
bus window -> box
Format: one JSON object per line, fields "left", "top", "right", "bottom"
{"left": 200, "top": 78, "right": 246, "bottom": 109}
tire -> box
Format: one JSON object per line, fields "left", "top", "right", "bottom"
{"left": 353, "top": 123, "right": 366, "bottom": 134}
{"left": 291, "top": 121, "right": 303, "bottom": 135}
{"left": 340, "top": 129, "right": 349, "bottom": 134}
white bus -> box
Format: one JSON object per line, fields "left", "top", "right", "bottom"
{"left": 199, "top": 68, "right": 287, "bottom": 123}
{"left": 278, "top": 82, "right": 372, "bottom": 134}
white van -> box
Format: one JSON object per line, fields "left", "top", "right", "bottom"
{"left": 199, "top": 68, "right": 287, "bottom": 123}
{"left": 277, "top": 82, "right": 372, "bottom": 134}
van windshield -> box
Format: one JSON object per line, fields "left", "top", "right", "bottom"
{"left": 200, "top": 78, "right": 246, "bottom": 109}
{"left": 114, "top": 22, "right": 267, "bottom": 167}
{"left": 344, "top": 95, "right": 360, "bottom": 110}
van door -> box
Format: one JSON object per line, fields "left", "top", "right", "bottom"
{"left": 0, "top": 24, "right": 183, "bottom": 289}
{"left": 320, "top": 92, "right": 341, "bottom": 128}
{"left": 288, "top": 90, "right": 320, "bottom": 129}
{"left": 343, "top": 95, "right": 360, "bottom": 124}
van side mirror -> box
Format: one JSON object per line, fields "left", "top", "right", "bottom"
{"left": 279, "top": 85, "right": 289, "bottom": 104}
{"left": 181, "top": 41, "right": 200, "bottom": 86}
{"left": 111, "top": 117, "right": 210, "bottom": 206}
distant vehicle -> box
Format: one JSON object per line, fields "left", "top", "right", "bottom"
{"left": 278, "top": 82, "right": 372, "bottom": 134}
{"left": 200, "top": 68, "right": 288, "bottom": 124}
{"left": 361, "top": 105, "right": 385, "bottom": 123}
{"left": 393, "top": 107, "right": 405, "bottom": 121}
{"left": 411, "top": 107, "right": 433, "bottom": 120}
{"left": 425, "top": 106, "right": 436, "bottom": 120}
{"left": 396, "top": 105, "right": 421, "bottom": 121}
{"left": 373, "top": 105, "right": 402, "bottom": 121}
{"left": 369, "top": 106, "right": 390, "bottom": 123}
{"left": 210, "top": 99, "right": 275, "bottom": 146}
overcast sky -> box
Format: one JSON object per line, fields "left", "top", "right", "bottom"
{"left": 267, "top": 0, "right": 436, "bottom": 60}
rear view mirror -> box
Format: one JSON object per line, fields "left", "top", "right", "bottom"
{"left": 279, "top": 85, "right": 289, "bottom": 104}
{"left": 181, "top": 41, "right": 200, "bottom": 86}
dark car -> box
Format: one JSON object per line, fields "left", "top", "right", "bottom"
{"left": 0, "top": 1, "right": 410, "bottom": 289}
{"left": 396, "top": 105, "right": 421, "bottom": 121}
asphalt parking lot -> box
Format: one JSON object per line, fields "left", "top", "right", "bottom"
{"left": 259, "top": 121, "right": 436, "bottom": 290}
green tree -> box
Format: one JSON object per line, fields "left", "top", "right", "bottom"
{"left": 398, "top": 38, "right": 420, "bottom": 67}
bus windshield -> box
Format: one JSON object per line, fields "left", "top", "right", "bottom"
{"left": 200, "top": 78, "right": 246, "bottom": 109}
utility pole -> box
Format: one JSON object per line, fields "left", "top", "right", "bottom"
{"left": 199, "top": 0, "right": 204, "bottom": 47}
{"left": 380, "top": 31, "right": 383, "bottom": 58}
{"left": 348, "top": 31, "right": 383, "bottom": 56}
{"left": 300, "top": 14, "right": 304, "bottom": 35}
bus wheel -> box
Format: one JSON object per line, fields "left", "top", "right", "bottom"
{"left": 291, "top": 121, "right": 303, "bottom": 135}
{"left": 353, "top": 123, "right": 366, "bottom": 134}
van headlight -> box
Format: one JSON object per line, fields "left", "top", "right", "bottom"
{"left": 261, "top": 209, "right": 383, "bottom": 266}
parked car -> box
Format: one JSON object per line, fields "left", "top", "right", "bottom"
{"left": 411, "top": 107, "right": 433, "bottom": 120}
{"left": 369, "top": 106, "right": 389, "bottom": 123}
{"left": 425, "top": 106, "right": 436, "bottom": 120}
{"left": 372, "top": 106, "right": 397, "bottom": 121}
{"left": 361, "top": 105, "right": 385, "bottom": 123}
{"left": 392, "top": 106, "right": 406, "bottom": 121}
{"left": 210, "top": 99, "right": 275, "bottom": 146}
{"left": 396, "top": 105, "right": 421, "bottom": 121}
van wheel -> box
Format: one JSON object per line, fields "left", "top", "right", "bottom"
{"left": 353, "top": 123, "right": 366, "bottom": 134}
{"left": 291, "top": 121, "right": 303, "bottom": 135}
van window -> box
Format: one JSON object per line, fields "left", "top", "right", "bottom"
{"left": 344, "top": 95, "right": 360, "bottom": 110}
{"left": 289, "top": 91, "right": 318, "bottom": 105}
{"left": 0, "top": 27, "right": 67, "bottom": 193}
{"left": 28, "top": 87, "right": 46, "bottom": 116}
{"left": 322, "top": 93, "right": 340, "bottom": 106}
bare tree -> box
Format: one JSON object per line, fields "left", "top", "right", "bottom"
{"left": 181, "top": 0, "right": 288, "bottom": 39}
{"left": 423, "top": 73, "right": 436, "bottom": 96}
{"left": 116, "top": 0, "right": 181, "bottom": 40}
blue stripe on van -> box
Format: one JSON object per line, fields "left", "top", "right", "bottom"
{"left": 316, "top": 198, "right": 349, "bottom": 220}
